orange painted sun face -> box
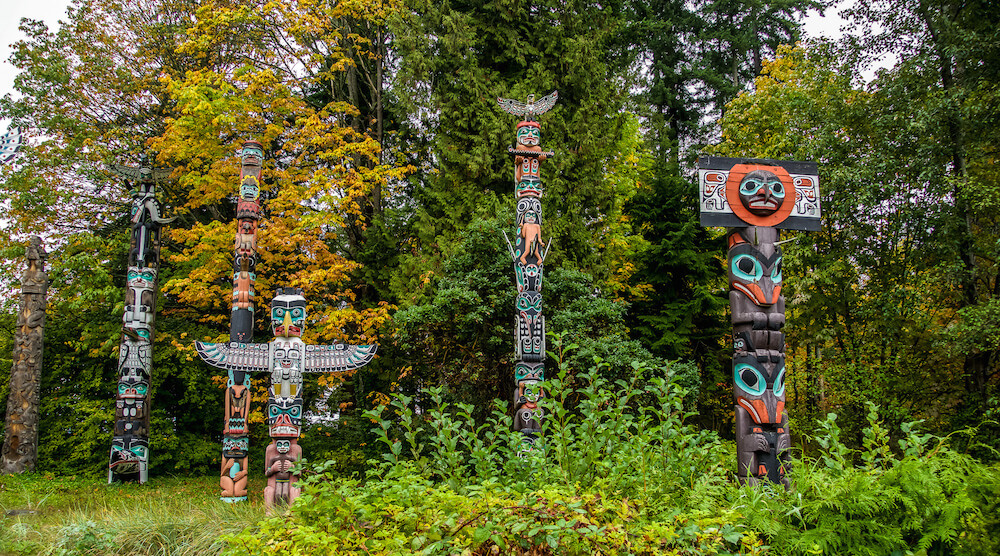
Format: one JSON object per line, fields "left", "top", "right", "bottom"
{"left": 725, "top": 164, "right": 795, "bottom": 227}
{"left": 738, "top": 169, "right": 785, "bottom": 216}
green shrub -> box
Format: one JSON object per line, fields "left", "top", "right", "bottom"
{"left": 223, "top": 343, "right": 1000, "bottom": 556}
{"left": 734, "top": 409, "right": 1000, "bottom": 555}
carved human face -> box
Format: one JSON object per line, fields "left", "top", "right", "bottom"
{"left": 222, "top": 436, "right": 249, "bottom": 458}
{"left": 240, "top": 176, "right": 260, "bottom": 201}
{"left": 517, "top": 123, "right": 540, "bottom": 147}
{"left": 516, "top": 177, "right": 542, "bottom": 198}
{"left": 271, "top": 293, "right": 307, "bottom": 337}
{"left": 738, "top": 169, "right": 785, "bottom": 216}
{"left": 241, "top": 142, "right": 264, "bottom": 168}
{"left": 276, "top": 440, "right": 291, "bottom": 454}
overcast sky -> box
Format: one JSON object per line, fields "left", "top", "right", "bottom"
{"left": 0, "top": 1, "right": 853, "bottom": 118}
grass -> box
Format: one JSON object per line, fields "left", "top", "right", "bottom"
{"left": 0, "top": 473, "right": 266, "bottom": 556}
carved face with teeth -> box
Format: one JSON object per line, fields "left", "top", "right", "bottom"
{"left": 738, "top": 169, "right": 785, "bottom": 216}
{"left": 271, "top": 292, "right": 306, "bottom": 338}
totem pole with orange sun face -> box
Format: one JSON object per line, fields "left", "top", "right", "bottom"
{"left": 699, "top": 156, "right": 821, "bottom": 487}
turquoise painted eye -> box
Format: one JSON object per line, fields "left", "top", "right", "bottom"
{"left": 769, "top": 180, "right": 785, "bottom": 199}
{"left": 273, "top": 308, "right": 285, "bottom": 318}
{"left": 270, "top": 406, "right": 280, "bottom": 417}
{"left": 774, "top": 367, "right": 786, "bottom": 397}
{"left": 739, "top": 179, "right": 766, "bottom": 196}
{"left": 289, "top": 406, "right": 301, "bottom": 418}
{"left": 771, "top": 258, "right": 783, "bottom": 283}
{"left": 734, "top": 363, "right": 767, "bottom": 396}
{"left": 291, "top": 308, "right": 303, "bottom": 317}
{"left": 732, "top": 254, "right": 763, "bottom": 282}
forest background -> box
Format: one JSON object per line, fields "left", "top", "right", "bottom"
{"left": 0, "top": 0, "right": 998, "bottom": 480}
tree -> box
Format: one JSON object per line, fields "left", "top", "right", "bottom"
{"left": 711, "top": 38, "right": 999, "bottom": 446}
{"left": 0, "top": 0, "right": 406, "bottom": 475}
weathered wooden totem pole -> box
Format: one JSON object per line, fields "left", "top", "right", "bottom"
{"left": 0, "top": 125, "right": 22, "bottom": 164}
{"left": 698, "top": 156, "right": 820, "bottom": 486}
{"left": 213, "top": 140, "right": 265, "bottom": 502}
{"left": 108, "top": 157, "right": 174, "bottom": 484}
{"left": 498, "top": 91, "right": 557, "bottom": 448}
{"left": 196, "top": 288, "right": 377, "bottom": 509}
{"left": 1, "top": 237, "right": 48, "bottom": 474}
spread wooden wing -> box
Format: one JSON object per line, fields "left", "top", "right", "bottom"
{"left": 303, "top": 344, "right": 377, "bottom": 373}
{"left": 195, "top": 341, "right": 270, "bottom": 373}
{"left": 110, "top": 164, "right": 143, "bottom": 181}
{"left": 497, "top": 97, "right": 529, "bottom": 118}
{"left": 151, "top": 168, "right": 174, "bottom": 181}
{"left": 1, "top": 126, "right": 22, "bottom": 164}
{"left": 532, "top": 91, "right": 558, "bottom": 116}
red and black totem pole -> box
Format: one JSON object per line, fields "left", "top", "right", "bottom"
{"left": 698, "top": 156, "right": 821, "bottom": 486}
{"left": 108, "top": 156, "right": 175, "bottom": 483}
{"left": 498, "top": 91, "right": 557, "bottom": 449}
{"left": 217, "top": 140, "right": 264, "bottom": 502}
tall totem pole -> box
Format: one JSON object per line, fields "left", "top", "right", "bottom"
{"left": 698, "top": 156, "right": 821, "bottom": 486}
{"left": 498, "top": 91, "right": 557, "bottom": 447}
{"left": 2, "top": 237, "right": 48, "bottom": 474}
{"left": 214, "top": 140, "right": 265, "bottom": 502}
{"left": 196, "top": 288, "right": 377, "bottom": 509}
{"left": 108, "top": 157, "right": 174, "bottom": 483}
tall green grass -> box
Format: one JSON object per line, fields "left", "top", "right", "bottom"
{"left": 0, "top": 474, "right": 265, "bottom": 555}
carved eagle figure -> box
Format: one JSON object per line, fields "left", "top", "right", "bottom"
{"left": 497, "top": 91, "right": 558, "bottom": 120}
{"left": 195, "top": 341, "right": 378, "bottom": 374}
{"left": 0, "top": 126, "right": 22, "bottom": 165}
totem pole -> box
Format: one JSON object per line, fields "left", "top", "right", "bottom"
{"left": 196, "top": 288, "right": 377, "bottom": 509}
{"left": 698, "top": 156, "right": 821, "bottom": 486}
{"left": 0, "top": 125, "right": 22, "bottom": 165}
{"left": 1, "top": 237, "right": 48, "bottom": 474}
{"left": 215, "top": 140, "right": 265, "bottom": 502}
{"left": 108, "top": 156, "right": 175, "bottom": 484}
{"left": 498, "top": 91, "right": 557, "bottom": 448}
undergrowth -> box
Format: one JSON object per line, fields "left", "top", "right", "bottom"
{"left": 3, "top": 342, "right": 997, "bottom": 555}
{"left": 0, "top": 474, "right": 264, "bottom": 556}
{"left": 222, "top": 339, "right": 1000, "bottom": 555}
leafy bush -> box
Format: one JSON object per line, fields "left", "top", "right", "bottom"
{"left": 223, "top": 345, "right": 1000, "bottom": 556}
{"left": 224, "top": 341, "right": 745, "bottom": 555}
{"left": 734, "top": 407, "right": 1000, "bottom": 555}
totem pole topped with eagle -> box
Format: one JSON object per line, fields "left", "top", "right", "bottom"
{"left": 698, "top": 155, "right": 821, "bottom": 486}
{"left": 498, "top": 90, "right": 557, "bottom": 450}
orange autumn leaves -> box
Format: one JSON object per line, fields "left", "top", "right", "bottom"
{"left": 152, "top": 0, "right": 407, "bottom": 349}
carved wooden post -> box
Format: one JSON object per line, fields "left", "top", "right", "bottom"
{"left": 2, "top": 237, "right": 48, "bottom": 474}
{"left": 108, "top": 157, "right": 174, "bottom": 483}
{"left": 498, "top": 91, "right": 557, "bottom": 450}
{"left": 196, "top": 288, "right": 377, "bottom": 509}
{"left": 698, "top": 156, "right": 821, "bottom": 486}
{"left": 215, "top": 140, "right": 265, "bottom": 502}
